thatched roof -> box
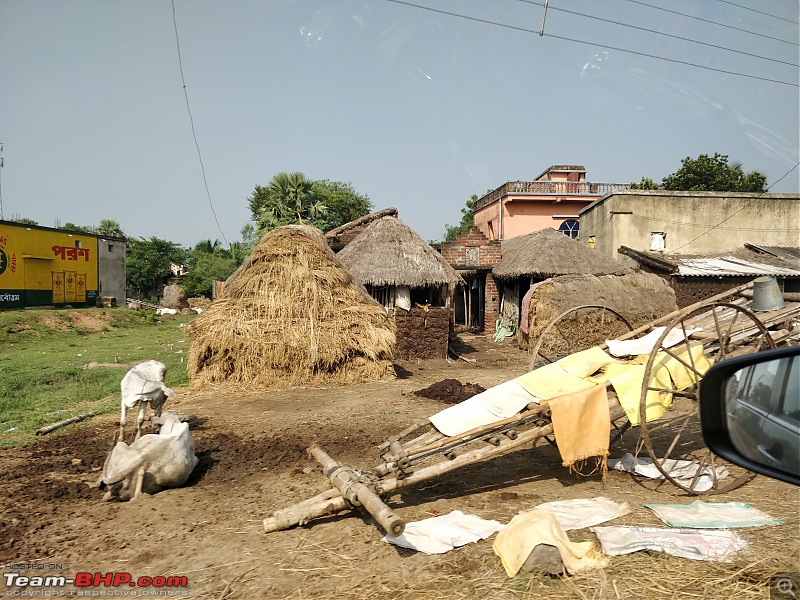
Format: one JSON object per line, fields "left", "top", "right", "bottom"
{"left": 337, "top": 217, "right": 463, "bottom": 287}
{"left": 493, "top": 228, "right": 630, "bottom": 279}
{"left": 187, "top": 225, "right": 396, "bottom": 389}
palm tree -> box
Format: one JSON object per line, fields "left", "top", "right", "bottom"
{"left": 256, "top": 172, "right": 327, "bottom": 230}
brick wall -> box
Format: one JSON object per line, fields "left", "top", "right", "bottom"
{"left": 440, "top": 227, "right": 501, "bottom": 268}
{"left": 440, "top": 228, "right": 502, "bottom": 333}
{"left": 484, "top": 275, "right": 500, "bottom": 332}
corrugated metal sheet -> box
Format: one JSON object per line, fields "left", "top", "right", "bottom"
{"left": 744, "top": 243, "right": 800, "bottom": 265}
{"left": 677, "top": 256, "right": 800, "bottom": 277}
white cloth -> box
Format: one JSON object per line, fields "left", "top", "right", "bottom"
{"left": 592, "top": 525, "right": 748, "bottom": 562}
{"left": 643, "top": 500, "right": 782, "bottom": 529}
{"left": 607, "top": 452, "right": 729, "bottom": 493}
{"left": 382, "top": 511, "right": 503, "bottom": 555}
{"left": 533, "top": 497, "right": 630, "bottom": 531}
{"left": 606, "top": 326, "right": 702, "bottom": 358}
{"left": 428, "top": 380, "right": 539, "bottom": 437}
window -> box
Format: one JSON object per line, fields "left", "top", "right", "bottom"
{"left": 558, "top": 219, "right": 579, "bottom": 239}
{"left": 108, "top": 244, "right": 114, "bottom": 252}
{"left": 75, "top": 240, "right": 82, "bottom": 248}
{"left": 650, "top": 232, "right": 667, "bottom": 251}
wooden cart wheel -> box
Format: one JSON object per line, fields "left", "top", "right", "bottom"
{"left": 528, "top": 305, "right": 634, "bottom": 371}
{"left": 637, "top": 302, "right": 775, "bottom": 495}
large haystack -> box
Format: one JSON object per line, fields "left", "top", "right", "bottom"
{"left": 188, "top": 225, "right": 396, "bottom": 389}
{"left": 525, "top": 272, "right": 677, "bottom": 359}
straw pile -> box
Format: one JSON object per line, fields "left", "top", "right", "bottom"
{"left": 526, "top": 272, "right": 677, "bottom": 358}
{"left": 187, "top": 225, "right": 396, "bottom": 389}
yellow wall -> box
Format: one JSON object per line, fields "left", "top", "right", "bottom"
{"left": 0, "top": 224, "right": 99, "bottom": 308}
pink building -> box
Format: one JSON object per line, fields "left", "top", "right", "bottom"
{"left": 473, "top": 165, "right": 629, "bottom": 241}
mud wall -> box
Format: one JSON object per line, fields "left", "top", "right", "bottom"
{"left": 670, "top": 277, "right": 753, "bottom": 308}
{"left": 393, "top": 306, "right": 451, "bottom": 360}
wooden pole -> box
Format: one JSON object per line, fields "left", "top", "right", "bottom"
{"left": 35, "top": 412, "right": 96, "bottom": 436}
{"left": 264, "top": 394, "right": 625, "bottom": 534}
{"left": 308, "top": 444, "right": 405, "bottom": 537}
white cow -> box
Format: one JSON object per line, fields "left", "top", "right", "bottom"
{"left": 100, "top": 411, "right": 198, "bottom": 502}
{"left": 119, "top": 360, "right": 175, "bottom": 442}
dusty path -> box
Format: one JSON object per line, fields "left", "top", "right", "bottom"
{"left": 1, "top": 334, "right": 797, "bottom": 599}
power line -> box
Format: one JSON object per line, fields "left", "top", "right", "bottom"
{"left": 517, "top": 0, "right": 798, "bottom": 68}
{"left": 170, "top": 0, "right": 230, "bottom": 248}
{"left": 714, "top": 0, "right": 798, "bottom": 24}
{"left": 382, "top": 0, "right": 799, "bottom": 87}
{"left": 620, "top": 0, "right": 798, "bottom": 46}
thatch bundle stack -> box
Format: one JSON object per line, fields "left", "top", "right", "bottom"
{"left": 187, "top": 225, "right": 396, "bottom": 389}
{"left": 526, "top": 272, "right": 678, "bottom": 358}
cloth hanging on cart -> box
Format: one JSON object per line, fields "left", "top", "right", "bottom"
{"left": 545, "top": 384, "right": 611, "bottom": 477}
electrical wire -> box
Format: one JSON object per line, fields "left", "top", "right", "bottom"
{"left": 171, "top": 0, "right": 230, "bottom": 248}
{"left": 621, "top": 0, "right": 798, "bottom": 46}
{"left": 382, "top": 0, "right": 799, "bottom": 87}
{"left": 517, "top": 0, "right": 798, "bottom": 68}
{"left": 714, "top": 0, "right": 798, "bottom": 24}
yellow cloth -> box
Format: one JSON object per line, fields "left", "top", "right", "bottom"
{"left": 587, "top": 361, "right": 672, "bottom": 427}
{"left": 659, "top": 341, "right": 711, "bottom": 391}
{"left": 493, "top": 509, "right": 608, "bottom": 577}
{"left": 546, "top": 384, "right": 610, "bottom": 468}
{"left": 516, "top": 347, "right": 616, "bottom": 400}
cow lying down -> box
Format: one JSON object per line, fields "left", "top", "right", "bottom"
{"left": 100, "top": 411, "right": 198, "bottom": 502}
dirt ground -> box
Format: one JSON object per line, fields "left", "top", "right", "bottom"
{"left": 1, "top": 333, "right": 798, "bottom": 599}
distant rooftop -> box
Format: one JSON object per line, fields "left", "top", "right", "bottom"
{"left": 534, "top": 165, "right": 587, "bottom": 181}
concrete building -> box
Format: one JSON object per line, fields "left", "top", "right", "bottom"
{"left": 0, "top": 220, "right": 126, "bottom": 309}
{"left": 472, "top": 165, "right": 629, "bottom": 242}
{"left": 578, "top": 190, "right": 800, "bottom": 260}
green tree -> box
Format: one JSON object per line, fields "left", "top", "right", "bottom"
{"left": 126, "top": 237, "right": 186, "bottom": 301}
{"left": 239, "top": 223, "right": 259, "bottom": 256}
{"left": 11, "top": 217, "right": 38, "bottom": 226}
{"left": 443, "top": 195, "right": 478, "bottom": 242}
{"left": 62, "top": 222, "right": 93, "bottom": 233}
{"left": 96, "top": 219, "right": 125, "bottom": 238}
{"left": 193, "top": 239, "right": 227, "bottom": 257}
{"left": 311, "top": 179, "right": 373, "bottom": 231}
{"left": 181, "top": 252, "right": 237, "bottom": 298}
{"left": 661, "top": 153, "right": 767, "bottom": 192}
{"left": 248, "top": 172, "right": 326, "bottom": 232}
{"left": 630, "top": 177, "right": 660, "bottom": 190}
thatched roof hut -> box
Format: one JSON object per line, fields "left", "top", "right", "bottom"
{"left": 493, "top": 228, "right": 630, "bottom": 279}
{"left": 337, "top": 217, "right": 462, "bottom": 360}
{"left": 337, "top": 216, "right": 462, "bottom": 289}
{"left": 187, "top": 225, "right": 396, "bottom": 389}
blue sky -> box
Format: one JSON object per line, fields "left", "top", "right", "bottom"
{"left": 1, "top": 0, "right": 797, "bottom": 247}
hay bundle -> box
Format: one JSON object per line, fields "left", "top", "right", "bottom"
{"left": 188, "top": 225, "right": 396, "bottom": 389}
{"left": 525, "top": 272, "right": 677, "bottom": 360}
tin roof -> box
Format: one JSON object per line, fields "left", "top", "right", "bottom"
{"left": 676, "top": 256, "right": 800, "bottom": 277}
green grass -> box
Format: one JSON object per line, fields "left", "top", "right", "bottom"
{"left": 0, "top": 308, "right": 196, "bottom": 448}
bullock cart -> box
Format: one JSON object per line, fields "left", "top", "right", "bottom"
{"left": 264, "top": 281, "right": 799, "bottom": 536}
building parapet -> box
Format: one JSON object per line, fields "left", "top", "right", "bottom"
{"left": 474, "top": 181, "right": 630, "bottom": 211}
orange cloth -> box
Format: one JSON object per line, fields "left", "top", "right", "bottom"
{"left": 545, "top": 384, "right": 610, "bottom": 474}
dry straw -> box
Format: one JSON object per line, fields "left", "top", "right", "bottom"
{"left": 187, "top": 225, "right": 396, "bottom": 389}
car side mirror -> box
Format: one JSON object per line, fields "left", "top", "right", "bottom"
{"left": 699, "top": 346, "right": 800, "bottom": 486}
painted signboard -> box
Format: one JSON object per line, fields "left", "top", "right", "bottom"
{"left": 0, "top": 224, "right": 100, "bottom": 309}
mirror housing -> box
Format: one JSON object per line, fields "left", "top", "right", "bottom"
{"left": 699, "top": 346, "right": 800, "bottom": 486}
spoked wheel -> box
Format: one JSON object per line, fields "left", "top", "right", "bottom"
{"left": 528, "top": 305, "right": 634, "bottom": 371}
{"left": 637, "top": 302, "right": 775, "bottom": 494}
